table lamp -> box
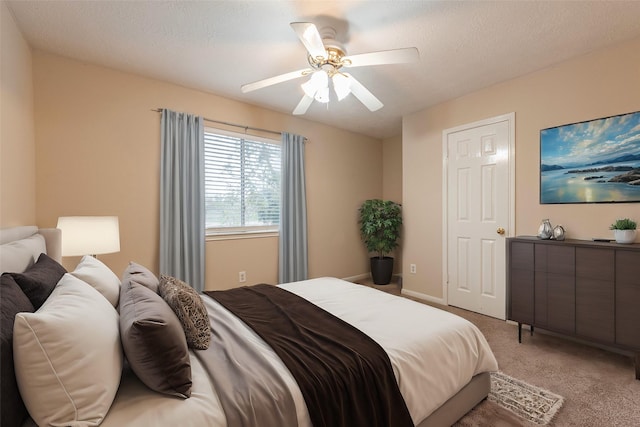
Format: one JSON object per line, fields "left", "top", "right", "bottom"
{"left": 56, "top": 216, "right": 120, "bottom": 257}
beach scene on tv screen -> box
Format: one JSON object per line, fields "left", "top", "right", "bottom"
{"left": 540, "top": 111, "right": 640, "bottom": 204}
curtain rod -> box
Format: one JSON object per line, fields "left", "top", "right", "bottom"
{"left": 152, "top": 108, "right": 306, "bottom": 140}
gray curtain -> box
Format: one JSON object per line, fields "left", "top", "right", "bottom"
{"left": 160, "top": 109, "right": 205, "bottom": 291}
{"left": 279, "top": 132, "right": 308, "bottom": 283}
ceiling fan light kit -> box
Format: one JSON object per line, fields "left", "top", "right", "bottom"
{"left": 301, "top": 71, "right": 329, "bottom": 99}
{"left": 300, "top": 70, "right": 351, "bottom": 104}
{"left": 240, "top": 21, "right": 419, "bottom": 115}
{"left": 315, "top": 85, "right": 331, "bottom": 104}
{"left": 332, "top": 73, "right": 351, "bottom": 101}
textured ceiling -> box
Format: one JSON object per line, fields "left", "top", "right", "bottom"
{"left": 7, "top": 1, "right": 640, "bottom": 139}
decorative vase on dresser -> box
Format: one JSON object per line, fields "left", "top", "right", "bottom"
{"left": 537, "top": 219, "right": 553, "bottom": 239}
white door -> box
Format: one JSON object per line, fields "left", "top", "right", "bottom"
{"left": 443, "top": 113, "right": 514, "bottom": 320}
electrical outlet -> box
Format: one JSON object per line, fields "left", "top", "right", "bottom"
{"left": 410, "top": 264, "right": 417, "bottom": 274}
{"left": 239, "top": 271, "right": 246, "bottom": 283}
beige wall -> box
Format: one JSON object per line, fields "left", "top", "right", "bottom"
{"left": 403, "top": 37, "right": 640, "bottom": 299}
{"left": 32, "top": 51, "right": 382, "bottom": 288}
{"left": 382, "top": 135, "right": 402, "bottom": 203}
{"left": 382, "top": 134, "right": 403, "bottom": 274}
{"left": 1, "top": 2, "right": 36, "bottom": 226}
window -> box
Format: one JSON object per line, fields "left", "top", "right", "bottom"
{"left": 204, "top": 128, "right": 280, "bottom": 236}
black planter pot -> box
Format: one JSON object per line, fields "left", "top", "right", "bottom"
{"left": 370, "top": 256, "right": 394, "bottom": 285}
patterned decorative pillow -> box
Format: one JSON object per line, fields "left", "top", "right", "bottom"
{"left": 158, "top": 275, "right": 211, "bottom": 350}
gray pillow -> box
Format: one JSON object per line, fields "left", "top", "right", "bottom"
{"left": 10, "top": 253, "right": 67, "bottom": 309}
{"left": 159, "top": 275, "right": 211, "bottom": 350}
{"left": 119, "top": 279, "right": 191, "bottom": 398}
{"left": 121, "top": 261, "right": 159, "bottom": 293}
{"left": 1, "top": 274, "right": 33, "bottom": 427}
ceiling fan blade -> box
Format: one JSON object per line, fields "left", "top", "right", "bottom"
{"left": 241, "top": 68, "right": 309, "bottom": 93}
{"left": 290, "top": 22, "right": 326, "bottom": 59}
{"left": 345, "top": 73, "right": 383, "bottom": 112}
{"left": 292, "top": 95, "right": 314, "bottom": 115}
{"left": 343, "top": 47, "right": 419, "bottom": 68}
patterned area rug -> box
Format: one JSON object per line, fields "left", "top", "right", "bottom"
{"left": 489, "top": 372, "right": 564, "bottom": 425}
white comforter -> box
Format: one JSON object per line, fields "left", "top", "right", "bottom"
{"left": 281, "top": 278, "right": 499, "bottom": 425}
{"left": 97, "top": 277, "right": 498, "bottom": 427}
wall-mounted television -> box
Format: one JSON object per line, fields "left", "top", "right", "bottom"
{"left": 540, "top": 110, "right": 640, "bottom": 204}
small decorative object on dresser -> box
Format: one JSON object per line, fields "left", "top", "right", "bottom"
{"left": 609, "top": 218, "right": 637, "bottom": 244}
{"left": 552, "top": 225, "right": 565, "bottom": 241}
{"left": 537, "top": 219, "right": 553, "bottom": 239}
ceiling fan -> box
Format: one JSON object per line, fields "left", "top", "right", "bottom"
{"left": 240, "top": 22, "right": 419, "bottom": 115}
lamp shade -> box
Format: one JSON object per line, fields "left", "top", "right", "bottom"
{"left": 314, "top": 85, "right": 330, "bottom": 103}
{"left": 301, "top": 71, "right": 328, "bottom": 98}
{"left": 332, "top": 73, "right": 351, "bottom": 101}
{"left": 57, "top": 216, "right": 120, "bottom": 256}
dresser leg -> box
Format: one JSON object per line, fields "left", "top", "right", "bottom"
{"left": 635, "top": 353, "right": 639, "bottom": 380}
{"left": 518, "top": 322, "right": 522, "bottom": 343}
{"left": 531, "top": 326, "right": 534, "bottom": 336}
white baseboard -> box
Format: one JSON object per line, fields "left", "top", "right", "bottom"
{"left": 401, "top": 288, "right": 446, "bottom": 305}
{"left": 341, "top": 273, "right": 370, "bottom": 282}
{"left": 342, "top": 273, "right": 404, "bottom": 285}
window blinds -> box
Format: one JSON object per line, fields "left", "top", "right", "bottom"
{"left": 204, "top": 130, "right": 280, "bottom": 233}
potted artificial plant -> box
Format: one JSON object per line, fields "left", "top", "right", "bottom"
{"left": 610, "top": 218, "right": 637, "bottom": 244}
{"left": 358, "top": 199, "right": 402, "bottom": 285}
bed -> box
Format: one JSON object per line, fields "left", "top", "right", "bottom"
{"left": 1, "top": 226, "right": 498, "bottom": 427}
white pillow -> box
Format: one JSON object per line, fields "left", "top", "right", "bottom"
{"left": 13, "top": 273, "right": 123, "bottom": 427}
{"left": 72, "top": 255, "right": 121, "bottom": 307}
{"left": 0, "top": 233, "right": 46, "bottom": 273}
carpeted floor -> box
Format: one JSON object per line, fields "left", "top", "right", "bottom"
{"left": 450, "top": 304, "right": 640, "bottom": 426}
{"left": 358, "top": 280, "right": 640, "bottom": 426}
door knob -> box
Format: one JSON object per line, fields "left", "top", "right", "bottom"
{"left": 496, "top": 227, "right": 505, "bottom": 235}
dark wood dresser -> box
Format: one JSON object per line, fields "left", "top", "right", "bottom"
{"left": 506, "top": 236, "right": 640, "bottom": 379}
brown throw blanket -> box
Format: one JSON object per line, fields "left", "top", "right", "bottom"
{"left": 205, "top": 284, "right": 414, "bottom": 427}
